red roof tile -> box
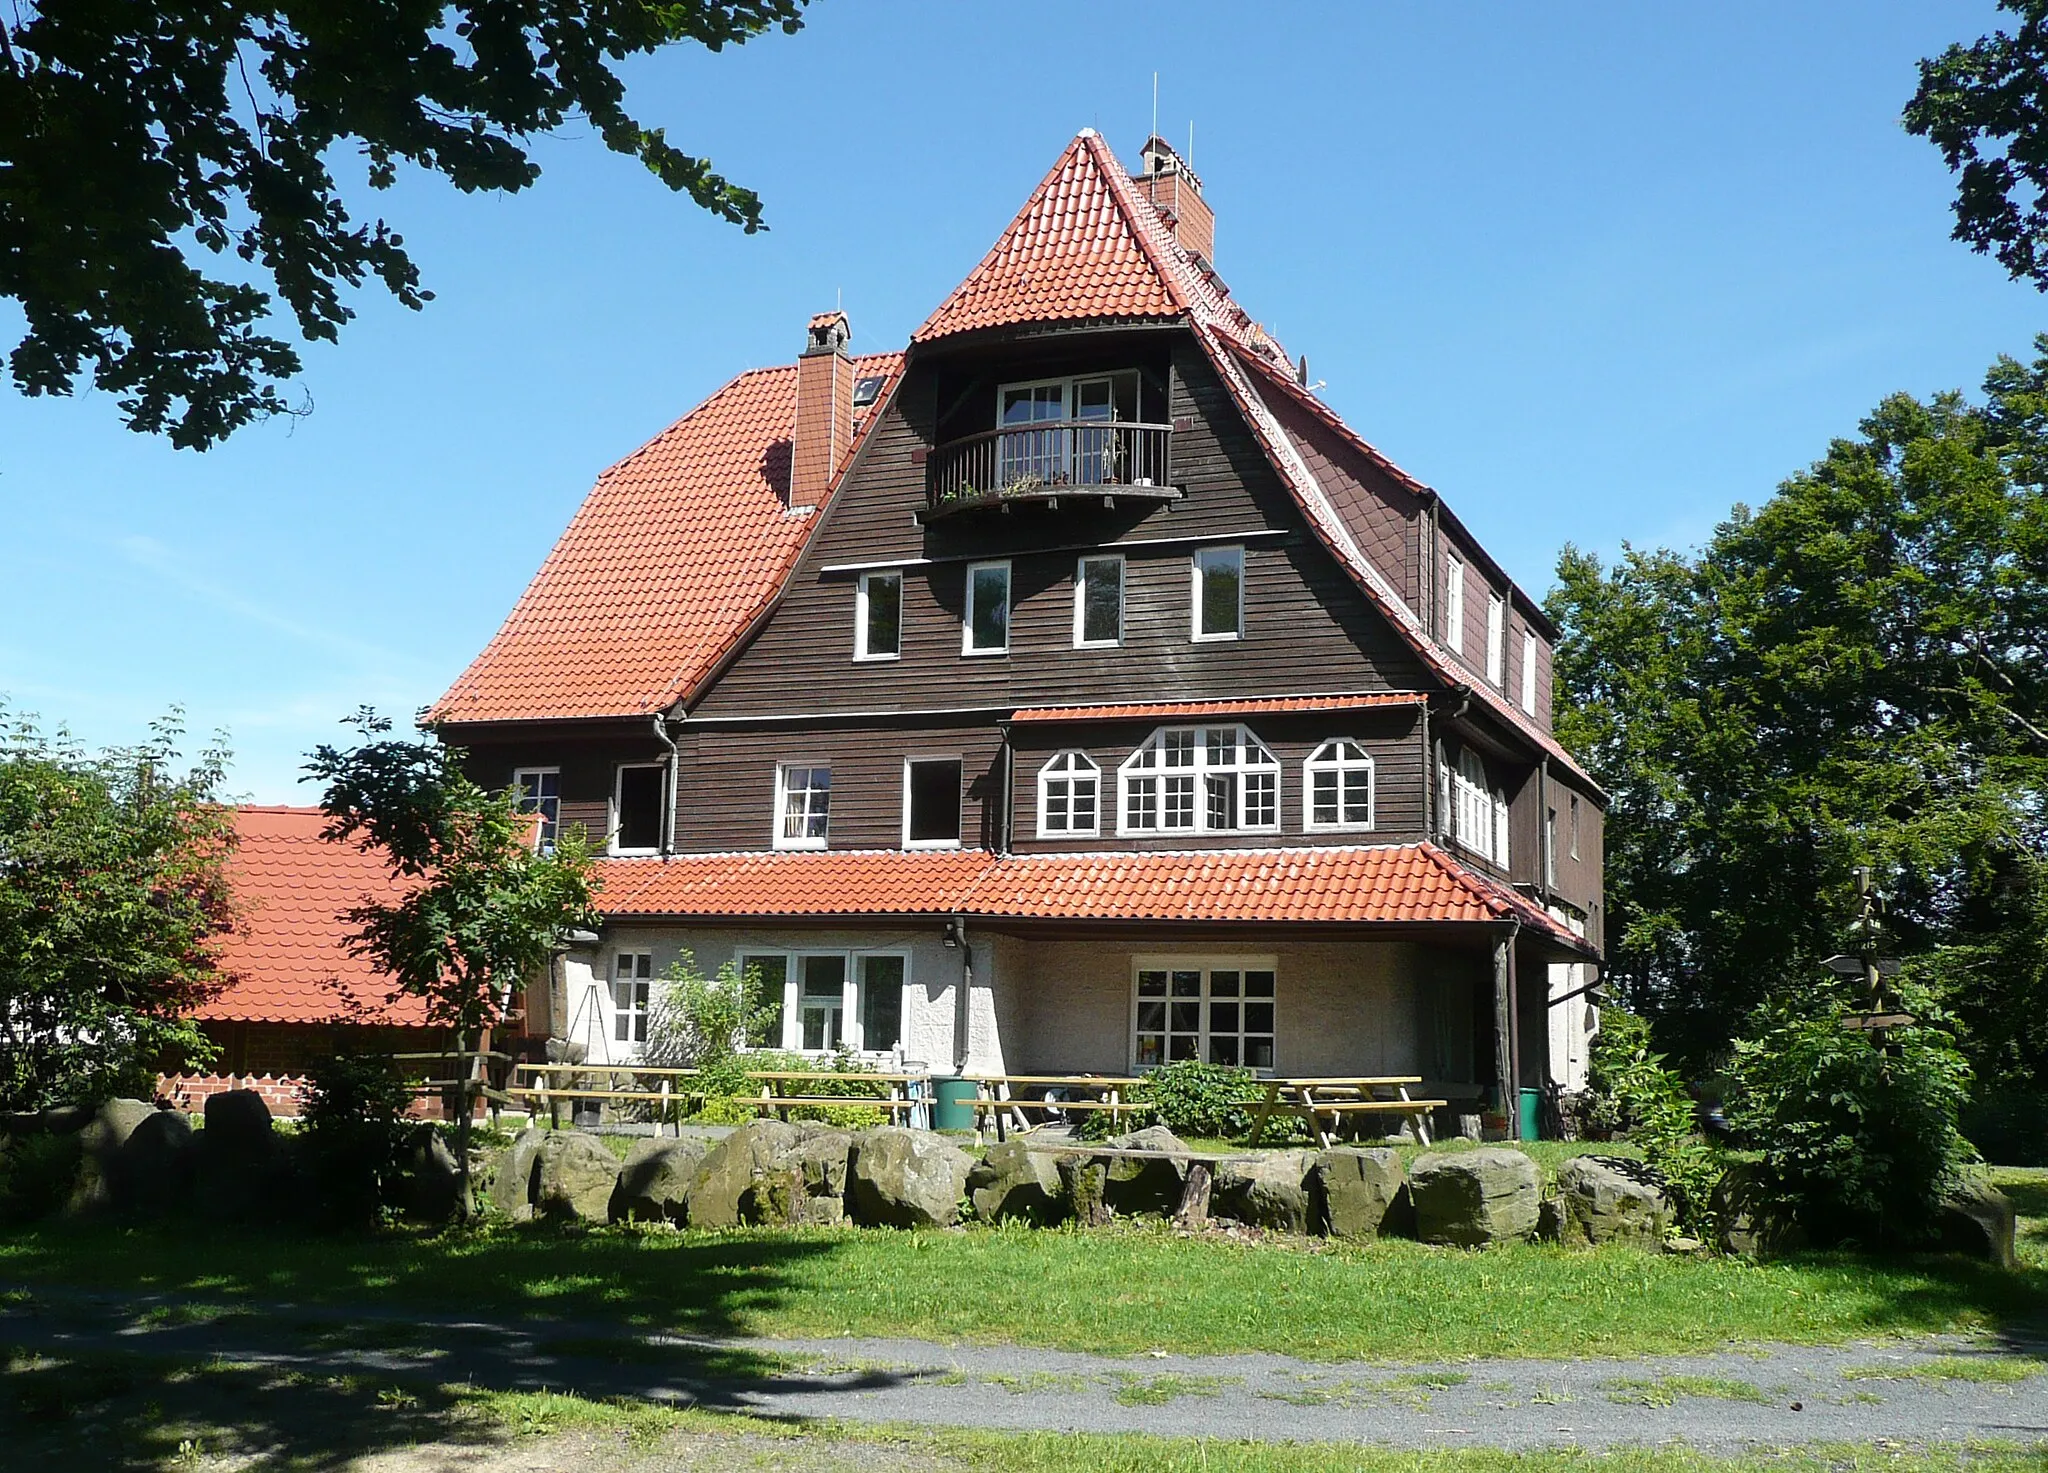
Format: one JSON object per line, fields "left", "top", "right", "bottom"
{"left": 430, "top": 353, "right": 901, "bottom": 724}
{"left": 590, "top": 844, "right": 1585, "bottom": 950}
{"left": 1010, "top": 693, "right": 1427, "bottom": 724}
{"left": 203, "top": 808, "right": 425, "bottom": 1026}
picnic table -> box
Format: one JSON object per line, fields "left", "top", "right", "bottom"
{"left": 1246, "top": 1076, "right": 1445, "bottom": 1149}
{"left": 742, "top": 1071, "right": 934, "bottom": 1126}
{"left": 507, "top": 1064, "right": 934, "bottom": 1130}
{"left": 965, "top": 1073, "right": 1145, "bottom": 1143}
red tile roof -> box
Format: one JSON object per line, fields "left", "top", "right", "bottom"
{"left": 203, "top": 807, "right": 426, "bottom": 1026}
{"left": 1010, "top": 693, "right": 1427, "bottom": 724}
{"left": 430, "top": 352, "right": 902, "bottom": 724}
{"left": 591, "top": 844, "right": 1586, "bottom": 950}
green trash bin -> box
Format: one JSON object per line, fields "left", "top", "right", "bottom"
{"left": 1518, "top": 1087, "right": 1542, "bottom": 1142}
{"left": 933, "top": 1077, "right": 978, "bottom": 1133}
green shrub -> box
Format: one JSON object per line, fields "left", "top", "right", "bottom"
{"left": 687, "top": 1047, "right": 886, "bottom": 1128}
{"left": 1726, "top": 987, "right": 1975, "bottom": 1247}
{"left": 1585, "top": 1005, "right": 1723, "bottom": 1235}
{"left": 298, "top": 1049, "right": 413, "bottom": 1229}
{"left": 1129, "top": 1060, "right": 1267, "bottom": 1139}
{"left": 0, "top": 1130, "right": 82, "bottom": 1224}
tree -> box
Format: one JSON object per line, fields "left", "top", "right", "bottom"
{"left": 1905, "top": 0, "right": 2048, "bottom": 289}
{"left": 306, "top": 709, "right": 600, "bottom": 1215}
{"left": 0, "top": 705, "right": 235, "bottom": 1111}
{"left": 0, "top": 1, "right": 809, "bottom": 449}
{"left": 1548, "top": 340, "right": 2048, "bottom": 1093}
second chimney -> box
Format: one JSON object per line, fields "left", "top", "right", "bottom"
{"left": 1132, "top": 135, "right": 1215, "bottom": 268}
{"left": 791, "top": 310, "right": 853, "bottom": 509}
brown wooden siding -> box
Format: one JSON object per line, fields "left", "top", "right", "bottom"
{"left": 1263, "top": 386, "right": 1424, "bottom": 608}
{"left": 460, "top": 737, "right": 667, "bottom": 848}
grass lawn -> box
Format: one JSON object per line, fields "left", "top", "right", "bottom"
{"left": 2, "top": 1169, "right": 2042, "bottom": 1362}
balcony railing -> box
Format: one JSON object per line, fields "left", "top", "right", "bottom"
{"left": 924, "top": 420, "right": 1177, "bottom": 519}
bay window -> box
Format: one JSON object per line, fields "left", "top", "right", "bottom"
{"left": 1119, "top": 724, "right": 1278, "bottom": 836}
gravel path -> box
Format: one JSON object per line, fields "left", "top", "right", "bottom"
{"left": 6, "top": 1282, "right": 2046, "bottom": 1453}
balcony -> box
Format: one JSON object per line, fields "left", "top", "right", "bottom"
{"left": 921, "top": 420, "right": 1179, "bottom": 523}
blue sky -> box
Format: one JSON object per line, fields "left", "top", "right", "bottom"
{"left": 0, "top": 2, "right": 2034, "bottom": 801}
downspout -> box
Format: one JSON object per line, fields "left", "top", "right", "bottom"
{"left": 951, "top": 916, "right": 973, "bottom": 1073}
{"left": 650, "top": 711, "right": 680, "bottom": 858}
{"left": 1000, "top": 724, "right": 1016, "bottom": 855}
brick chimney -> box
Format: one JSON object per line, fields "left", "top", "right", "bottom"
{"left": 790, "top": 310, "right": 853, "bottom": 510}
{"left": 1132, "top": 135, "right": 1214, "bottom": 267}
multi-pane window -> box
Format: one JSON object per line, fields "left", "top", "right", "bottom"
{"left": 1075, "top": 554, "right": 1124, "bottom": 647}
{"left": 739, "top": 950, "right": 909, "bottom": 1055}
{"left": 513, "top": 768, "right": 560, "bottom": 848}
{"left": 1120, "top": 725, "right": 1278, "bottom": 836}
{"left": 1520, "top": 630, "right": 1538, "bottom": 715}
{"left": 1304, "top": 739, "right": 1375, "bottom": 830}
{"left": 996, "top": 373, "right": 1140, "bottom": 487}
{"left": 856, "top": 570, "right": 902, "bottom": 660}
{"left": 1448, "top": 746, "right": 1509, "bottom": 866}
{"left": 775, "top": 764, "right": 831, "bottom": 849}
{"left": 964, "top": 560, "right": 1010, "bottom": 655}
{"left": 613, "top": 764, "right": 665, "bottom": 854}
{"left": 1037, "top": 751, "right": 1101, "bottom": 837}
{"left": 1192, "top": 545, "right": 1244, "bottom": 640}
{"left": 1133, "top": 963, "right": 1276, "bottom": 1070}
{"left": 798, "top": 954, "right": 846, "bottom": 1050}
{"left": 1444, "top": 553, "right": 1466, "bottom": 654}
{"left": 904, "top": 758, "right": 963, "bottom": 847}
{"left": 1486, "top": 596, "right": 1505, "bottom": 685}
{"left": 611, "top": 952, "right": 653, "bottom": 1045}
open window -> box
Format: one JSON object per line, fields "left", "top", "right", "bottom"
{"left": 856, "top": 569, "right": 902, "bottom": 661}
{"left": 612, "top": 764, "right": 665, "bottom": 855}
{"left": 903, "top": 757, "right": 963, "bottom": 848}
{"left": 1037, "top": 750, "right": 1101, "bottom": 837}
{"left": 739, "top": 950, "right": 910, "bottom": 1056}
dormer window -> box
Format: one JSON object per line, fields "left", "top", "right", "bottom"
{"left": 1119, "top": 725, "right": 1279, "bottom": 836}
{"left": 995, "top": 372, "right": 1142, "bottom": 488}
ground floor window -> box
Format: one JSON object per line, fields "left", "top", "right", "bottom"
{"left": 611, "top": 952, "right": 653, "bottom": 1044}
{"left": 735, "top": 948, "right": 910, "bottom": 1056}
{"left": 1132, "top": 957, "right": 1276, "bottom": 1071}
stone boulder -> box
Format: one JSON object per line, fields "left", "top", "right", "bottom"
{"left": 1712, "top": 1165, "right": 1807, "bottom": 1259}
{"left": 1553, "top": 1155, "right": 1672, "bottom": 1248}
{"left": 788, "top": 1123, "right": 856, "bottom": 1226}
{"left": 69, "top": 1099, "right": 173, "bottom": 1216}
{"left": 534, "top": 1132, "right": 621, "bottom": 1223}
{"left": 395, "top": 1125, "right": 465, "bottom": 1223}
{"left": 1061, "top": 1125, "right": 1191, "bottom": 1222}
{"left": 1936, "top": 1178, "right": 2017, "bottom": 1270}
{"left": 967, "top": 1140, "right": 1067, "bottom": 1225}
{"left": 204, "top": 1090, "right": 274, "bottom": 1152}
{"left": 847, "top": 1127, "right": 973, "bottom": 1229}
{"left": 187, "top": 1092, "right": 292, "bottom": 1224}
{"left": 609, "top": 1137, "right": 710, "bottom": 1224}
{"left": 1214, "top": 1150, "right": 1315, "bottom": 1234}
{"left": 488, "top": 1128, "right": 547, "bottom": 1221}
{"left": 1314, "top": 1147, "right": 1411, "bottom": 1240}
{"left": 1409, "top": 1148, "right": 1540, "bottom": 1247}
{"left": 687, "top": 1119, "right": 807, "bottom": 1228}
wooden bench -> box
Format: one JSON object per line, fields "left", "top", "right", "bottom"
{"left": 507, "top": 1065, "right": 933, "bottom": 1129}
{"left": 965, "top": 1073, "right": 1144, "bottom": 1143}
{"left": 1248, "top": 1076, "right": 1446, "bottom": 1149}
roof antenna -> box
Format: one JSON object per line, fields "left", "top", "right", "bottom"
{"left": 1188, "top": 119, "right": 1195, "bottom": 168}
{"left": 1152, "top": 72, "right": 1158, "bottom": 143}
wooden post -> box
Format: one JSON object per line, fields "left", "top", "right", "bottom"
{"left": 1175, "top": 1162, "right": 1212, "bottom": 1230}
{"left": 1492, "top": 931, "right": 1515, "bottom": 1133}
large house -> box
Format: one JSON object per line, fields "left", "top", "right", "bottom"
{"left": 430, "top": 131, "right": 1605, "bottom": 1124}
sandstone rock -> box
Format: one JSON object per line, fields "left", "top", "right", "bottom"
{"left": 1214, "top": 1150, "right": 1315, "bottom": 1234}
{"left": 1712, "top": 1164, "right": 1807, "bottom": 1259}
{"left": 847, "top": 1127, "right": 973, "bottom": 1229}
{"left": 966, "top": 1140, "right": 1067, "bottom": 1225}
{"left": 204, "top": 1090, "right": 274, "bottom": 1153}
{"left": 1553, "top": 1155, "right": 1672, "bottom": 1248}
{"left": 1314, "top": 1147, "right": 1411, "bottom": 1240}
{"left": 609, "top": 1137, "right": 710, "bottom": 1224}
{"left": 396, "top": 1125, "right": 465, "bottom": 1223}
{"left": 788, "top": 1124, "right": 856, "bottom": 1226}
{"left": 534, "top": 1132, "right": 621, "bottom": 1223}
{"left": 1936, "top": 1177, "right": 2017, "bottom": 1270}
{"left": 687, "top": 1119, "right": 806, "bottom": 1228}
{"left": 488, "top": 1128, "right": 547, "bottom": 1221}
{"left": 1060, "top": 1125, "right": 1191, "bottom": 1222}
{"left": 69, "top": 1099, "right": 167, "bottom": 1216}
{"left": 121, "top": 1108, "right": 197, "bottom": 1217}
{"left": 1409, "top": 1148, "right": 1540, "bottom": 1247}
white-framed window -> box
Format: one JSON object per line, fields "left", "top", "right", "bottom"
{"left": 855, "top": 569, "right": 902, "bottom": 661}
{"left": 611, "top": 951, "right": 653, "bottom": 1045}
{"left": 1074, "top": 554, "right": 1124, "bottom": 647}
{"left": 903, "top": 756, "right": 963, "bottom": 848}
{"left": 1486, "top": 595, "right": 1505, "bottom": 685}
{"left": 1119, "top": 724, "right": 1279, "bottom": 836}
{"left": 996, "top": 372, "right": 1141, "bottom": 487}
{"left": 1520, "top": 629, "right": 1539, "bottom": 714}
{"left": 734, "top": 949, "right": 909, "bottom": 1056}
{"left": 774, "top": 763, "right": 831, "bottom": 849}
{"left": 1192, "top": 544, "right": 1244, "bottom": 641}
{"left": 612, "top": 763, "right": 665, "bottom": 855}
{"left": 1448, "top": 745, "right": 1510, "bottom": 866}
{"left": 1036, "top": 750, "right": 1101, "bottom": 837}
{"left": 1304, "top": 739, "right": 1375, "bottom": 831}
{"left": 1545, "top": 805, "right": 1559, "bottom": 887}
{"left": 963, "top": 560, "right": 1010, "bottom": 655}
{"left": 1132, "top": 957, "right": 1277, "bottom": 1071}
{"left": 513, "top": 767, "right": 560, "bottom": 849}
{"left": 1444, "top": 552, "right": 1466, "bottom": 654}
{"left": 1569, "top": 793, "right": 1581, "bottom": 860}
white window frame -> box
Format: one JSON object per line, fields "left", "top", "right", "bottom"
{"left": 1450, "top": 745, "right": 1508, "bottom": 867}
{"left": 1191, "top": 544, "right": 1245, "bottom": 642}
{"left": 1118, "top": 724, "right": 1280, "bottom": 837}
{"left": 1035, "top": 750, "right": 1102, "bottom": 838}
{"left": 513, "top": 767, "right": 560, "bottom": 850}
{"left": 1130, "top": 955, "right": 1279, "bottom": 1073}
{"left": 732, "top": 948, "right": 911, "bottom": 1058}
{"left": 901, "top": 754, "right": 964, "bottom": 850}
{"left": 962, "top": 559, "right": 1011, "bottom": 656}
{"left": 1073, "top": 553, "right": 1125, "bottom": 648}
{"left": 1521, "top": 629, "right": 1538, "bottom": 714}
{"left": 1569, "top": 793, "right": 1581, "bottom": 860}
{"left": 1544, "top": 805, "right": 1559, "bottom": 888}
{"left": 610, "top": 951, "right": 653, "bottom": 1047}
{"left": 1444, "top": 552, "right": 1466, "bottom": 654}
{"left": 1303, "top": 739, "right": 1376, "bottom": 832}
{"left": 773, "top": 762, "right": 832, "bottom": 850}
{"left": 610, "top": 762, "right": 666, "bottom": 857}
{"left": 854, "top": 568, "right": 903, "bottom": 662}
{"left": 1486, "top": 595, "right": 1505, "bottom": 686}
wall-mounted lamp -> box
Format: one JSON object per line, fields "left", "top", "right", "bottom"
{"left": 941, "top": 916, "right": 966, "bottom": 949}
